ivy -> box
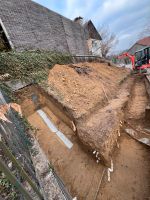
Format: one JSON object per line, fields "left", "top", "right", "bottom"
{"left": 0, "top": 50, "right": 72, "bottom": 83}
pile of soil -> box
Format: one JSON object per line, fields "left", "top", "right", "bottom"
{"left": 46, "top": 62, "right": 132, "bottom": 165}
{"left": 77, "top": 77, "right": 134, "bottom": 165}
{"left": 99, "top": 76, "right": 150, "bottom": 199}
{"left": 47, "top": 62, "right": 129, "bottom": 119}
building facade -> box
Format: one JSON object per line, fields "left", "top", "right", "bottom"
{"left": 84, "top": 20, "right": 102, "bottom": 56}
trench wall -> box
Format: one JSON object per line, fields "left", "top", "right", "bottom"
{"left": 16, "top": 85, "right": 73, "bottom": 129}
{"left": 145, "top": 75, "right": 150, "bottom": 100}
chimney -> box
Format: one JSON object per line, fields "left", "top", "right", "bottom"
{"left": 74, "top": 16, "right": 83, "bottom": 25}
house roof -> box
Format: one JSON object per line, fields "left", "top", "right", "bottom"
{"left": 136, "top": 36, "right": 150, "bottom": 46}
{"left": 84, "top": 20, "right": 102, "bottom": 40}
{"left": 127, "top": 36, "right": 150, "bottom": 53}
{"left": 0, "top": 0, "right": 89, "bottom": 54}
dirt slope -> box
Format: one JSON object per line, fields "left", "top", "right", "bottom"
{"left": 47, "top": 62, "right": 129, "bottom": 119}
{"left": 99, "top": 76, "right": 150, "bottom": 200}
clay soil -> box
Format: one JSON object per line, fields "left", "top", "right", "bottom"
{"left": 16, "top": 64, "right": 150, "bottom": 200}
{"left": 47, "top": 62, "right": 129, "bottom": 119}
{"left": 98, "top": 76, "right": 150, "bottom": 200}
{"left": 16, "top": 62, "right": 132, "bottom": 199}
{"left": 28, "top": 106, "right": 105, "bottom": 200}
{"left": 126, "top": 76, "right": 149, "bottom": 121}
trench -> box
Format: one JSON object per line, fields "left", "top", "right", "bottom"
{"left": 16, "top": 75, "right": 150, "bottom": 200}
{"left": 98, "top": 76, "right": 150, "bottom": 200}
{"left": 16, "top": 85, "right": 105, "bottom": 200}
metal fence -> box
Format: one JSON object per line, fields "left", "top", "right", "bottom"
{"left": 0, "top": 89, "right": 44, "bottom": 200}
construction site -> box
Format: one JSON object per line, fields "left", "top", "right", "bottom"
{"left": 0, "top": 0, "right": 150, "bottom": 200}
{"left": 0, "top": 54, "right": 150, "bottom": 199}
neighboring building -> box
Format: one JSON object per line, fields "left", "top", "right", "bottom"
{"left": 0, "top": 0, "right": 90, "bottom": 54}
{"left": 84, "top": 20, "right": 102, "bottom": 56}
{"left": 128, "top": 36, "right": 150, "bottom": 55}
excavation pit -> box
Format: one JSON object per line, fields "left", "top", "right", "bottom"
{"left": 16, "top": 85, "right": 106, "bottom": 199}
{"left": 15, "top": 62, "right": 132, "bottom": 198}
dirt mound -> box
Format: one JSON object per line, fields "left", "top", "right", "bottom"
{"left": 47, "top": 62, "right": 129, "bottom": 119}
{"left": 77, "top": 78, "right": 133, "bottom": 166}
{"left": 45, "top": 62, "right": 132, "bottom": 166}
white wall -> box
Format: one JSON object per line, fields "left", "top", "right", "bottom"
{"left": 88, "top": 39, "right": 102, "bottom": 57}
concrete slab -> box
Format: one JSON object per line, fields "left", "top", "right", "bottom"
{"left": 5, "top": 80, "right": 31, "bottom": 91}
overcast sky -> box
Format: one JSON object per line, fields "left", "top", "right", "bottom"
{"left": 33, "top": 0, "right": 150, "bottom": 52}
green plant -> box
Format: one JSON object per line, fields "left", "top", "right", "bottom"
{"left": 0, "top": 172, "right": 18, "bottom": 200}
{"left": 0, "top": 50, "right": 72, "bottom": 83}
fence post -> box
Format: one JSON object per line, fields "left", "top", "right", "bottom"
{"left": 0, "top": 137, "right": 44, "bottom": 200}
{"left": 0, "top": 158, "right": 33, "bottom": 200}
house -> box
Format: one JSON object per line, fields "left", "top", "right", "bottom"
{"left": 0, "top": 0, "right": 85, "bottom": 53}
{"left": 128, "top": 36, "right": 150, "bottom": 55}
{"left": 73, "top": 17, "right": 102, "bottom": 56}
{"left": 84, "top": 20, "right": 102, "bottom": 56}
{"left": 0, "top": 0, "right": 90, "bottom": 55}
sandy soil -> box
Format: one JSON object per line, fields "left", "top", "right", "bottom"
{"left": 47, "top": 62, "right": 129, "bottom": 119}
{"left": 98, "top": 76, "right": 150, "bottom": 200}
{"left": 126, "top": 76, "right": 149, "bottom": 120}
{"left": 16, "top": 63, "right": 132, "bottom": 166}
{"left": 98, "top": 133, "right": 150, "bottom": 200}
{"left": 76, "top": 77, "right": 134, "bottom": 165}
{"left": 28, "top": 106, "right": 105, "bottom": 200}
{"left": 16, "top": 64, "right": 150, "bottom": 200}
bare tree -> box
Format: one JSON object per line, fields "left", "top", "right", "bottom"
{"left": 138, "top": 23, "right": 150, "bottom": 38}
{"left": 98, "top": 26, "right": 118, "bottom": 58}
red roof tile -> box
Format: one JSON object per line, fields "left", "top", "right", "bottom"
{"left": 137, "top": 36, "right": 150, "bottom": 46}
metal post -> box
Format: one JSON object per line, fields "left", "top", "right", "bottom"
{"left": 0, "top": 137, "right": 44, "bottom": 200}
{"left": 0, "top": 158, "right": 33, "bottom": 200}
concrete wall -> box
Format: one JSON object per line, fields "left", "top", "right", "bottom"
{"left": 0, "top": 0, "right": 89, "bottom": 55}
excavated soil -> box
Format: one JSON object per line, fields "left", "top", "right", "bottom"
{"left": 27, "top": 107, "right": 105, "bottom": 199}
{"left": 45, "top": 62, "right": 132, "bottom": 166}
{"left": 15, "top": 62, "right": 132, "bottom": 199}
{"left": 126, "top": 76, "right": 149, "bottom": 121}
{"left": 47, "top": 62, "right": 129, "bottom": 119}
{"left": 15, "top": 63, "right": 150, "bottom": 199}
{"left": 16, "top": 86, "right": 105, "bottom": 199}
{"left": 98, "top": 133, "right": 150, "bottom": 200}
{"left": 98, "top": 76, "right": 150, "bottom": 200}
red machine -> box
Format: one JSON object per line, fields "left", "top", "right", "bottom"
{"left": 118, "top": 46, "right": 150, "bottom": 72}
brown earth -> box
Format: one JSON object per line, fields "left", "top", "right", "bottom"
{"left": 98, "top": 133, "right": 150, "bottom": 200}
{"left": 126, "top": 76, "right": 149, "bottom": 121}
{"left": 98, "top": 76, "right": 150, "bottom": 200}
{"left": 15, "top": 62, "right": 134, "bottom": 199}
{"left": 45, "top": 62, "right": 132, "bottom": 165}
{"left": 47, "top": 62, "right": 130, "bottom": 119}
{"left": 15, "top": 64, "right": 150, "bottom": 199}
{"left": 27, "top": 106, "right": 105, "bottom": 200}
{"left": 16, "top": 85, "right": 106, "bottom": 199}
